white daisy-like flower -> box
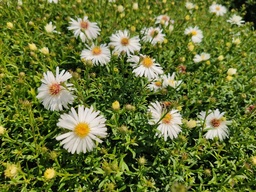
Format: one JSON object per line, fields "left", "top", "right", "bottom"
{"left": 162, "top": 72, "right": 182, "bottom": 89}
{"left": 128, "top": 55, "right": 164, "bottom": 79}
{"left": 209, "top": 3, "right": 227, "bottom": 16}
{"left": 185, "top": 2, "right": 195, "bottom": 10}
{"left": 155, "top": 15, "right": 170, "bottom": 26}
{"left": 36, "top": 67, "right": 75, "bottom": 111}
{"left": 184, "top": 26, "right": 203, "bottom": 43}
{"left": 141, "top": 27, "right": 165, "bottom": 45}
{"left": 148, "top": 101, "right": 182, "bottom": 141}
{"left": 45, "top": 22, "right": 59, "bottom": 33}
{"left": 81, "top": 44, "right": 111, "bottom": 66}
{"left": 56, "top": 105, "right": 107, "bottom": 154}
{"left": 147, "top": 78, "right": 163, "bottom": 91}
{"left": 68, "top": 16, "right": 100, "bottom": 42}
{"left": 109, "top": 30, "right": 141, "bottom": 56}
{"left": 48, "top": 0, "right": 58, "bottom": 3}
{"left": 193, "top": 52, "right": 210, "bottom": 63}
{"left": 198, "top": 109, "right": 231, "bottom": 141}
{"left": 227, "top": 14, "right": 245, "bottom": 26}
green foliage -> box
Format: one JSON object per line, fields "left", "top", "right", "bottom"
{"left": 0, "top": 0, "right": 256, "bottom": 191}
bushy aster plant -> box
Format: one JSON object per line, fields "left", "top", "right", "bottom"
{"left": 0, "top": 0, "right": 256, "bottom": 191}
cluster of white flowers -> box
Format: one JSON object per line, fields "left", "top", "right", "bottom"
{"left": 36, "top": 2, "right": 241, "bottom": 154}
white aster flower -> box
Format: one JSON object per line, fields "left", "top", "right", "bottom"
{"left": 184, "top": 26, "right": 203, "bottom": 43}
{"left": 147, "top": 78, "right": 163, "bottom": 91}
{"left": 141, "top": 27, "right": 165, "bottom": 45}
{"left": 36, "top": 67, "right": 75, "bottom": 111}
{"left": 128, "top": 55, "right": 164, "bottom": 79}
{"left": 48, "top": 0, "right": 58, "bottom": 3}
{"left": 155, "top": 15, "right": 170, "bottom": 26}
{"left": 209, "top": 3, "right": 227, "bottom": 16}
{"left": 227, "top": 14, "right": 245, "bottom": 26}
{"left": 45, "top": 22, "right": 59, "bottom": 33}
{"left": 81, "top": 44, "right": 111, "bottom": 66}
{"left": 185, "top": 2, "right": 195, "bottom": 10}
{"left": 198, "top": 109, "right": 231, "bottom": 141}
{"left": 68, "top": 16, "right": 100, "bottom": 42}
{"left": 56, "top": 105, "right": 107, "bottom": 154}
{"left": 193, "top": 52, "right": 210, "bottom": 63}
{"left": 109, "top": 30, "right": 141, "bottom": 56}
{"left": 162, "top": 72, "right": 182, "bottom": 89}
{"left": 148, "top": 101, "right": 182, "bottom": 141}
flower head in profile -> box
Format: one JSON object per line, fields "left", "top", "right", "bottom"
{"left": 36, "top": 67, "right": 75, "bottom": 111}
{"left": 155, "top": 15, "right": 172, "bottom": 26}
{"left": 141, "top": 27, "right": 165, "bottom": 45}
{"left": 56, "top": 105, "right": 107, "bottom": 154}
{"left": 68, "top": 16, "right": 100, "bottom": 42}
{"left": 227, "top": 14, "right": 245, "bottom": 26}
{"left": 198, "top": 109, "right": 231, "bottom": 141}
{"left": 162, "top": 72, "right": 182, "bottom": 89}
{"left": 209, "top": 3, "right": 227, "bottom": 16}
{"left": 128, "top": 55, "right": 164, "bottom": 79}
{"left": 81, "top": 44, "right": 111, "bottom": 66}
{"left": 109, "top": 30, "right": 141, "bottom": 56}
{"left": 193, "top": 52, "right": 210, "bottom": 63}
{"left": 45, "top": 22, "right": 59, "bottom": 33}
{"left": 184, "top": 26, "right": 203, "bottom": 43}
{"left": 148, "top": 101, "right": 182, "bottom": 141}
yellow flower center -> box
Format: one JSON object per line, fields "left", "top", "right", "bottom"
{"left": 121, "top": 37, "right": 129, "bottom": 46}
{"left": 49, "top": 83, "right": 61, "bottom": 95}
{"left": 191, "top": 30, "right": 197, "bottom": 36}
{"left": 92, "top": 46, "right": 102, "bottom": 55}
{"left": 80, "top": 21, "right": 89, "bottom": 30}
{"left": 162, "top": 113, "right": 172, "bottom": 124}
{"left": 216, "top": 6, "right": 220, "bottom": 11}
{"left": 142, "top": 57, "right": 153, "bottom": 68}
{"left": 155, "top": 81, "right": 162, "bottom": 87}
{"left": 210, "top": 118, "right": 221, "bottom": 128}
{"left": 74, "top": 122, "right": 90, "bottom": 138}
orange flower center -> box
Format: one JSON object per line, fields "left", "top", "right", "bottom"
{"left": 142, "top": 57, "right": 153, "bottom": 68}
{"left": 150, "top": 29, "right": 158, "bottom": 37}
{"left": 162, "top": 113, "right": 172, "bottom": 124}
{"left": 74, "top": 122, "right": 90, "bottom": 138}
{"left": 162, "top": 16, "right": 169, "bottom": 22}
{"left": 92, "top": 46, "right": 102, "bottom": 55}
{"left": 80, "top": 21, "right": 89, "bottom": 30}
{"left": 49, "top": 83, "right": 61, "bottom": 95}
{"left": 155, "top": 81, "right": 162, "bottom": 87}
{"left": 210, "top": 118, "right": 221, "bottom": 128}
{"left": 121, "top": 37, "right": 129, "bottom": 46}
{"left": 191, "top": 30, "right": 197, "bottom": 36}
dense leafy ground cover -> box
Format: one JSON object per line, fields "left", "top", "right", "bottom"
{"left": 0, "top": 0, "right": 256, "bottom": 191}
